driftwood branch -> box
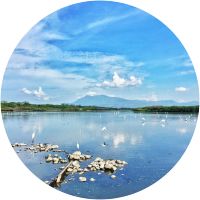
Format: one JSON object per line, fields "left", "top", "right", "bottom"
{"left": 49, "top": 161, "right": 72, "bottom": 187}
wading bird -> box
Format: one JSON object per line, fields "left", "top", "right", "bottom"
{"left": 76, "top": 141, "right": 80, "bottom": 150}
{"left": 31, "top": 131, "right": 36, "bottom": 144}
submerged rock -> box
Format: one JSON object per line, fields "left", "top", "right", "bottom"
{"left": 111, "top": 175, "right": 116, "bottom": 179}
{"left": 22, "top": 143, "right": 60, "bottom": 153}
{"left": 79, "top": 176, "right": 87, "bottom": 182}
{"left": 104, "top": 163, "right": 113, "bottom": 170}
{"left": 90, "top": 178, "right": 95, "bottom": 182}
{"left": 12, "top": 143, "right": 27, "bottom": 147}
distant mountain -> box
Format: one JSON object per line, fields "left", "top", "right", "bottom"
{"left": 73, "top": 95, "right": 198, "bottom": 108}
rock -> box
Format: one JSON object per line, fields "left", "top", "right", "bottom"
{"left": 99, "top": 163, "right": 105, "bottom": 170}
{"left": 80, "top": 155, "right": 86, "bottom": 160}
{"left": 40, "top": 147, "right": 46, "bottom": 151}
{"left": 72, "top": 161, "right": 80, "bottom": 168}
{"left": 84, "top": 168, "right": 89, "bottom": 172}
{"left": 105, "top": 163, "right": 113, "bottom": 170}
{"left": 79, "top": 171, "right": 84, "bottom": 175}
{"left": 12, "top": 143, "right": 27, "bottom": 147}
{"left": 53, "top": 158, "right": 59, "bottom": 164}
{"left": 112, "top": 166, "right": 117, "bottom": 171}
{"left": 79, "top": 176, "right": 87, "bottom": 182}
{"left": 73, "top": 151, "right": 81, "bottom": 156}
{"left": 91, "top": 167, "right": 97, "bottom": 171}
{"left": 72, "top": 169, "right": 78, "bottom": 173}
{"left": 85, "top": 155, "right": 92, "bottom": 159}
{"left": 69, "top": 154, "right": 80, "bottom": 160}
{"left": 109, "top": 160, "right": 116, "bottom": 165}
{"left": 46, "top": 156, "right": 53, "bottom": 163}
{"left": 122, "top": 161, "right": 128, "bottom": 165}
{"left": 67, "top": 168, "right": 73, "bottom": 172}
{"left": 116, "top": 160, "right": 123, "bottom": 164}
{"left": 52, "top": 149, "right": 62, "bottom": 152}
{"left": 111, "top": 175, "right": 116, "bottom": 179}
{"left": 59, "top": 166, "right": 65, "bottom": 170}
{"left": 95, "top": 166, "right": 100, "bottom": 170}
{"left": 95, "top": 157, "right": 103, "bottom": 162}
{"left": 90, "top": 178, "right": 95, "bottom": 182}
{"left": 60, "top": 159, "right": 67, "bottom": 163}
{"left": 77, "top": 168, "right": 83, "bottom": 172}
{"left": 51, "top": 145, "right": 59, "bottom": 149}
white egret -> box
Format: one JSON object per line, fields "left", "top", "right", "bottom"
{"left": 76, "top": 141, "right": 80, "bottom": 150}
{"left": 101, "top": 141, "right": 107, "bottom": 147}
{"left": 101, "top": 126, "right": 107, "bottom": 132}
{"left": 31, "top": 131, "right": 36, "bottom": 144}
{"left": 160, "top": 119, "right": 166, "bottom": 123}
{"left": 141, "top": 117, "right": 145, "bottom": 121}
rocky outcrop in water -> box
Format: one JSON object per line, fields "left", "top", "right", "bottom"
{"left": 12, "top": 143, "right": 128, "bottom": 187}
{"left": 12, "top": 143, "right": 61, "bottom": 153}
{"left": 68, "top": 151, "right": 92, "bottom": 161}
{"left": 88, "top": 157, "right": 127, "bottom": 173}
{"left": 45, "top": 154, "right": 67, "bottom": 164}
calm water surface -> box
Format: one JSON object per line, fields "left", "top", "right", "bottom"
{"left": 2, "top": 111, "right": 197, "bottom": 199}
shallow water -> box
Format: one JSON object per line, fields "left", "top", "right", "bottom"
{"left": 2, "top": 111, "right": 197, "bottom": 199}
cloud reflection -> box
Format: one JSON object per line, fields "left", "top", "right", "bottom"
{"left": 113, "top": 134, "right": 125, "bottom": 148}
{"left": 130, "top": 135, "right": 143, "bottom": 145}
{"left": 177, "top": 128, "right": 187, "bottom": 135}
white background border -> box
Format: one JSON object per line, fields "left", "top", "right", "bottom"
{"left": 0, "top": 1, "right": 200, "bottom": 199}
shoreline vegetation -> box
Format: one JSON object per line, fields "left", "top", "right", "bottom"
{"left": 1, "top": 101, "right": 199, "bottom": 113}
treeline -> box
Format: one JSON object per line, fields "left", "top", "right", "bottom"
{"left": 133, "top": 106, "right": 199, "bottom": 113}
{"left": 1, "top": 101, "right": 118, "bottom": 112}
{"left": 1, "top": 102, "right": 199, "bottom": 113}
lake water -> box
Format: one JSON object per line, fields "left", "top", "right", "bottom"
{"left": 2, "top": 111, "right": 198, "bottom": 199}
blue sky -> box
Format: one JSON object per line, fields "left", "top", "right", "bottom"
{"left": 1, "top": 1, "right": 199, "bottom": 104}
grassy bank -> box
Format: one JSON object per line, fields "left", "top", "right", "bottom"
{"left": 133, "top": 106, "right": 199, "bottom": 113}
{"left": 1, "top": 101, "right": 199, "bottom": 113}
{"left": 1, "top": 101, "right": 118, "bottom": 112}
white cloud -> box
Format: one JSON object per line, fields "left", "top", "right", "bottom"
{"left": 86, "top": 91, "right": 97, "bottom": 96}
{"left": 87, "top": 12, "right": 136, "bottom": 29}
{"left": 74, "top": 11, "right": 141, "bottom": 35}
{"left": 21, "top": 88, "right": 32, "bottom": 95}
{"left": 62, "top": 51, "right": 144, "bottom": 70}
{"left": 21, "top": 86, "right": 49, "bottom": 100}
{"left": 179, "top": 70, "right": 194, "bottom": 75}
{"left": 33, "top": 87, "right": 49, "bottom": 100}
{"left": 182, "top": 59, "right": 193, "bottom": 67}
{"left": 175, "top": 87, "right": 188, "bottom": 92}
{"left": 97, "top": 72, "right": 142, "bottom": 88}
